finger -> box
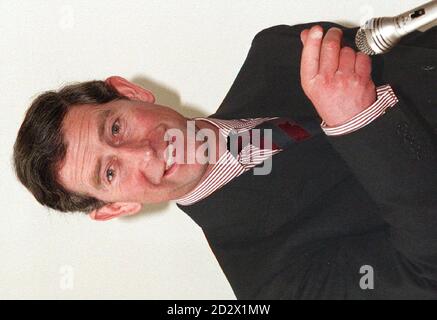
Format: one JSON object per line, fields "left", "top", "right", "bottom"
{"left": 337, "top": 46, "right": 356, "bottom": 74}
{"left": 300, "top": 29, "right": 309, "bottom": 45}
{"left": 355, "top": 52, "right": 372, "bottom": 78}
{"left": 319, "top": 27, "right": 343, "bottom": 75}
{"left": 300, "top": 25, "right": 324, "bottom": 82}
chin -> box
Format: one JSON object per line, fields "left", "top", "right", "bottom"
{"left": 175, "top": 164, "right": 206, "bottom": 187}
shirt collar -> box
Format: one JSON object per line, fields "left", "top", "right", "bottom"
{"left": 174, "top": 117, "right": 278, "bottom": 205}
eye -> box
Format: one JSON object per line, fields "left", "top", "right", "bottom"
{"left": 106, "top": 168, "right": 116, "bottom": 183}
{"left": 111, "top": 119, "right": 121, "bottom": 136}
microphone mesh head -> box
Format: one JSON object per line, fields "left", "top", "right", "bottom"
{"left": 355, "top": 28, "right": 377, "bottom": 55}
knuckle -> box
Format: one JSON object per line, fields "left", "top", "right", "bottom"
{"left": 348, "top": 74, "right": 359, "bottom": 83}
{"left": 316, "top": 74, "right": 331, "bottom": 86}
{"left": 334, "top": 79, "right": 346, "bottom": 89}
{"left": 335, "top": 70, "right": 344, "bottom": 77}
{"left": 340, "top": 76, "right": 351, "bottom": 85}
{"left": 366, "top": 81, "right": 376, "bottom": 91}
{"left": 324, "top": 40, "right": 340, "bottom": 50}
{"left": 341, "top": 46, "right": 355, "bottom": 55}
{"left": 357, "top": 53, "right": 371, "bottom": 64}
{"left": 357, "top": 51, "right": 370, "bottom": 59}
{"left": 356, "top": 58, "right": 370, "bottom": 67}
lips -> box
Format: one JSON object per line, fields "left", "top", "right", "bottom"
{"left": 164, "top": 135, "right": 177, "bottom": 175}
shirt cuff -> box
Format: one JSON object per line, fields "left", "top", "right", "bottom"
{"left": 321, "top": 85, "right": 399, "bottom": 136}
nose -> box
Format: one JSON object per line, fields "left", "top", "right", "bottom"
{"left": 116, "top": 141, "right": 164, "bottom": 185}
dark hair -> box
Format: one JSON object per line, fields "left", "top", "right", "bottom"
{"left": 13, "top": 80, "right": 127, "bottom": 213}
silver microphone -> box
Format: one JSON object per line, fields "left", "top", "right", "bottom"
{"left": 355, "top": 0, "right": 437, "bottom": 55}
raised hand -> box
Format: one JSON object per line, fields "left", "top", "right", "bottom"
{"left": 300, "top": 25, "right": 377, "bottom": 127}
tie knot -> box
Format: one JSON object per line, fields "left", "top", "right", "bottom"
{"left": 226, "top": 117, "right": 320, "bottom": 159}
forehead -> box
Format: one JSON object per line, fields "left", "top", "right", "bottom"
{"left": 61, "top": 98, "right": 143, "bottom": 142}
{"left": 57, "top": 104, "right": 108, "bottom": 192}
{"left": 63, "top": 103, "right": 107, "bottom": 129}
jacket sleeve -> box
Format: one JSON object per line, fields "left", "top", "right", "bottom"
{"left": 296, "top": 21, "right": 437, "bottom": 289}
{"left": 258, "top": 93, "right": 437, "bottom": 300}
{"left": 253, "top": 23, "right": 437, "bottom": 299}
{"left": 326, "top": 92, "right": 437, "bottom": 285}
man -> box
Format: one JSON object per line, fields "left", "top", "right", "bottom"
{"left": 14, "top": 22, "right": 437, "bottom": 299}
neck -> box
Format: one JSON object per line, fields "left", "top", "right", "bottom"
{"left": 195, "top": 118, "right": 227, "bottom": 163}
{"left": 192, "top": 118, "right": 227, "bottom": 184}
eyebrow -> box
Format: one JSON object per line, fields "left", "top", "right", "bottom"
{"left": 97, "top": 109, "right": 112, "bottom": 143}
{"left": 92, "top": 109, "right": 111, "bottom": 190}
{"left": 92, "top": 156, "right": 103, "bottom": 190}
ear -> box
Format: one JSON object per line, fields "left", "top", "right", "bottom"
{"left": 105, "top": 76, "right": 155, "bottom": 103}
{"left": 89, "top": 202, "right": 142, "bottom": 221}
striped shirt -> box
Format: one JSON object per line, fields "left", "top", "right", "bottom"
{"left": 175, "top": 117, "right": 282, "bottom": 206}
{"left": 176, "top": 84, "right": 399, "bottom": 206}
{"left": 321, "top": 84, "right": 399, "bottom": 136}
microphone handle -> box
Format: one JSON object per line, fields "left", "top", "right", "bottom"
{"left": 394, "top": 0, "right": 437, "bottom": 35}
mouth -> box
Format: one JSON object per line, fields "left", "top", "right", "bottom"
{"left": 164, "top": 135, "right": 177, "bottom": 176}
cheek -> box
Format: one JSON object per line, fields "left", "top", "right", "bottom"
{"left": 116, "top": 172, "right": 146, "bottom": 201}
{"left": 124, "top": 170, "right": 146, "bottom": 190}
{"left": 129, "top": 110, "right": 157, "bottom": 130}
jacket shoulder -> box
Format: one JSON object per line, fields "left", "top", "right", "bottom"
{"left": 252, "top": 22, "right": 352, "bottom": 43}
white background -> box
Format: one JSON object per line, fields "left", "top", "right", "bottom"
{"left": 0, "top": 0, "right": 430, "bottom": 299}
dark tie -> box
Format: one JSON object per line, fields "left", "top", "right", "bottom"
{"left": 227, "top": 117, "right": 321, "bottom": 158}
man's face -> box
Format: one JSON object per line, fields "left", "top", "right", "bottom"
{"left": 58, "top": 98, "right": 209, "bottom": 209}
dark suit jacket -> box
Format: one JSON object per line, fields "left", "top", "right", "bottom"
{"left": 177, "top": 22, "right": 437, "bottom": 299}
